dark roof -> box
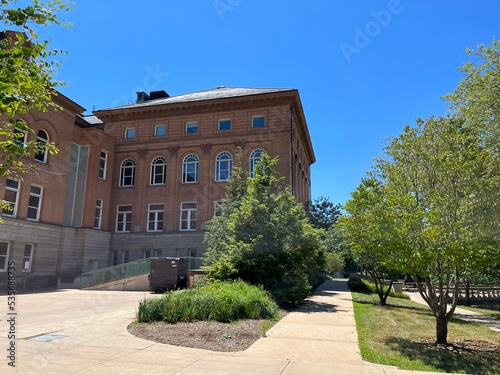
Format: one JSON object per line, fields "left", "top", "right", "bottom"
{"left": 75, "top": 114, "right": 104, "bottom": 128}
{"left": 98, "top": 87, "right": 295, "bottom": 111}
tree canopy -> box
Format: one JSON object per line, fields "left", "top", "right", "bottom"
{"left": 203, "top": 153, "right": 324, "bottom": 304}
{"left": 340, "top": 39, "right": 500, "bottom": 345}
{"left": 306, "top": 196, "right": 342, "bottom": 230}
{"left": 341, "top": 115, "right": 499, "bottom": 344}
{"left": 0, "top": 0, "right": 72, "bottom": 178}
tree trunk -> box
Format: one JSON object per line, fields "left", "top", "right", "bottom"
{"left": 435, "top": 315, "right": 448, "bottom": 345}
{"left": 465, "top": 280, "right": 471, "bottom": 306}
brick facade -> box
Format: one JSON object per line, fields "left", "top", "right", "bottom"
{"left": 0, "top": 87, "right": 315, "bottom": 289}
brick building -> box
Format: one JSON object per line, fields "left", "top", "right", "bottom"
{"left": 0, "top": 86, "right": 315, "bottom": 289}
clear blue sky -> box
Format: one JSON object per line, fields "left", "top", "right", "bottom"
{"left": 37, "top": 0, "right": 500, "bottom": 205}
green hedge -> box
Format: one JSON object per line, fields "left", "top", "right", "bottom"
{"left": 137, "top": 280, "right": 280, "bottom": 323}
{"left": 348, "top": 276, "right": 410, "bottom": 299}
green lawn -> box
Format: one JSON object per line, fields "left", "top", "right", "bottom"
{"left": 352, "top": 292, "right": 500, "bottom": 375}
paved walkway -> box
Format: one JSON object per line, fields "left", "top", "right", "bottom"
{"left": 405, "top": 291, "right": 500, "bottom": 332}
{"left": 0, "top": 281, "right": 464, "bottom": 374}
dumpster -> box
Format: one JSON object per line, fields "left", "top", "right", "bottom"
{"left": 149, "top": 258, "right": 188, "bottom": 292}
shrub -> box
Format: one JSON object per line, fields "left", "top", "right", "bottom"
{"left": 137, "top": 280, "right": 279, "bottom": 323}
{"left": 348, "top": 276, "right": 410, "bottom": 300}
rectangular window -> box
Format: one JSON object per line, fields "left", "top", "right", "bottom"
{"left": 112, "top": 251, "right": 119, "bottom": 266}
{"left": 0, "top": 242, "right": 10, "bottom": 272}
{"left": 143, "top": 249, "right": 151, "bottom": 259}
{"left": 180, "top": 202, "right": 197, "bottom": 231}
{"left": 27, "top": 185, "right": 43, "bottom": 221}
{"left": 154, "top": 249, "right": 162, "bottom": 257}
{"left": 124, "top": 127, "right": 136, "bottom": 139}
{"left": 218, "top": 119, "right": 231, "bottom": 131}
{"left": 99, "top": 151, "right": 107, "bottom": 179}
{"left": 154, "top": 124, "right": 167, "bottom": 137}
{"left": 252, "top": 115, "right": 265, "bottom": 128}
{"left": 147, "top": 204, "right": 164, "bottom": 232}
{"left": 3, "top": 179, "right": 20, "bottom": 217}
{"left": 116, "top": 205, "right": 132, "bottom": 233}
{"left": 186, "top": 122, "right": 198, "bottom": 134}
{"left": 22, "top": 244, "right": 34, "bottom": 272}
{"left": 94, "top": 199, "right": 103, "bottom": 229}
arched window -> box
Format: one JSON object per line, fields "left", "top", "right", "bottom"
{"left": 120, "top": 159, "right": 135, "bottom": 187}
{"left": 215, "top": 151, "right": 232, "bottom": 182}
{"left": 34, "top": 129, "right": 49, "bottom": 163}
{"left": 150, "top": 156, "right": 166, "bottom": 185}
{"left": 182, "top": 154, "right": 199, "bottom": 183}
{"left": 249, "top": 149, "right": 265, "bottom": 177}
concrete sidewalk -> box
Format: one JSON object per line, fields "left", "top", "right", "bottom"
{"left": 0, "top": 281, "right": 463, "bottom": 374}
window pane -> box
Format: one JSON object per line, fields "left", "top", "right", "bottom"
{"left": 186, "top": 122, "right": 198, "bottom": 133}
{"left": 155, "top": 125, "right": 166, "bottom": 136}
{"left": 30, "top": 186, "right": 42, "bottom": 195}
{"left": 28, "top": 195, "right": 40, "bottom": 207}
{"left": 252, "top": 116, "right": 265, "bottom": 128}
{"left": 4, "top": 190, "right": 17, "bottom": 202}
{"left": 218, "top": 119, "right": 231, "bottom": 131}
{"left": 6, "top": 179, "right": 18, "bottom": 189}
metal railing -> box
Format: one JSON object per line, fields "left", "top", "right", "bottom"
{"left": 80, "top": 258, "right": 152, "bottom": 288}
{"left": 79, "top": 257, "right": 205, "bottom": 289}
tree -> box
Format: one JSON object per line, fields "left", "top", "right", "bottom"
{"left": 306, "top": 196, "right": 342, "bottom": 230}
{"left": 338, "top": 177, "right": 400, "bottom": 305}
{"left": 203, "top": 153, "right": 324, "bottom": 303}
{"left": 444, "top": 39, "right": 500, "bottom": 153}
{"left": 342, "top": 116, "right": 499, "bottom": 344}
{"left": 0, "top": 0, "right": 72, "bottom": 179}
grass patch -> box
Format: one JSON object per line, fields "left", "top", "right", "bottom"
{"left": 352, "top": 292, "right": 500, "bottom": 374}
{"left": 457, "top": 305, "right": 500, "bottom": 320}
{"left": 137, "top": 280, "right": 280, "bottom": 323}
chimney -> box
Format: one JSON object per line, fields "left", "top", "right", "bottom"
{"left": 136, "top": 91, "right": 150, "bottom": 103}
{"left": 149, "top": 90, "right": 170, "bottom": 100}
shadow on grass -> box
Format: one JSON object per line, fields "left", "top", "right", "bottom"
{"left": 353, "top": 294, "right": 430, "bottom": 314}
{"left": 385, "top": 337, "right": 500, "bottom": 375}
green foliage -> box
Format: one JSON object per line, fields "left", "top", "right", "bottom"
{"left": 0, "top": 0, "right": 72, "bottom": 178}
{"left": 306, "top": 196, "right": 342, "bottom": 230}
{"left": 324, "top": 251, "right": 344, "bottom": 273}
{"left": 444, "top": 39, "right": 500, "bottom": 153}
{"left": 136, "top": 280, "right": 279, "bottom": 324}
{"left": 340, "top": 113, "right": 500, "bottom": 343}
{"left": 348, "top": 276, "right": 410, "bottom": 300}
{"left": 203, "top": 152, "right": 324, "bottom": 304}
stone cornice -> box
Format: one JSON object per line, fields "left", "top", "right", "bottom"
{"left": 95, "top": 95, "right": 294, "bottom": 121}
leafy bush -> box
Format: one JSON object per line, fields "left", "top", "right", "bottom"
{"left": 137, "top": 280, "right": 280, "bottom": 323}
{"left": 270, "top": 277, "right": 312, "bottom": 305}
{"left": 348, "top": 276, "right": 410, "bottom": 299}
